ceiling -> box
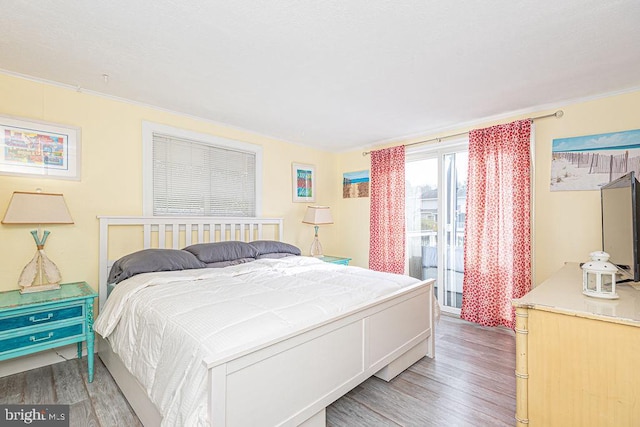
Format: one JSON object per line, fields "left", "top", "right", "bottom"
{"left": 1, "top": 1, "right": 640, "bottom": 152}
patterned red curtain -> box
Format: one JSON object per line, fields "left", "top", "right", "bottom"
{"left": 460, "top": 119, "right": 532, "bottom": 328}
{"left": 369, "top": 145, "right": 406, "bottom": 274}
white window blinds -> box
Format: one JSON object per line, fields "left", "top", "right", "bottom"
{"left": 152, "top": 133, "right": 257, "bottom": 217}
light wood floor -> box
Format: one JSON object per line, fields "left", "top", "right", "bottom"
{"left": 327, "top": 314, "right": 516, "bottom": 426}
{"left": 0, "top": 314, "right": 515, "bottom": 426}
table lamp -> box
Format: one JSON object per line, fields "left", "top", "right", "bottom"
{"left": 2, "top": 191, "right": 74, "bottom": 293}
{"left": 302, "top": 206, "right": 333, "bottom": 257}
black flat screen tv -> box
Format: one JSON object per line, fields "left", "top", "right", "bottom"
{"left": 601, "top": 171, "right": 640, "bottom": 282}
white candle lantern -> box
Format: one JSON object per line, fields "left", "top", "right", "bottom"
{"left": 582, "top": 251, "right": 619, "bottom": 299}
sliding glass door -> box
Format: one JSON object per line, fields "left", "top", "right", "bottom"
{"left": 406, "top": 142, "right": 468, "bottom": 314}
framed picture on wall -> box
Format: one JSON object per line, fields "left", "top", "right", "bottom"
{"left": 551, "top": 128, "right": 640, "bottom": 191}
{"left": 0, "top": 114, "right": 81, "bottom": 180}
{"left": 292, "top": 162, "right": 315, "bottom": 202}
{"left": 343, "top": 170, "right": 370, "bottom": 198}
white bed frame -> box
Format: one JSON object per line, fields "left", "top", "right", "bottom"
{"left": 97, "top": 216, "right": 435, "bottom": 426}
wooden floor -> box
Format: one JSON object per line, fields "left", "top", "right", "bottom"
{"left": 327, "top": 314, "right": 516, "bottom": 426}
{"left": 0, "top": 314, "right": 515, "bottom": 426}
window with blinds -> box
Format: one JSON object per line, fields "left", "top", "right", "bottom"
{"left": 143, "top": 123, "right": 262, "bottom": 217}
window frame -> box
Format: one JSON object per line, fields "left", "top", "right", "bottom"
{"left": 142, "top": 121, "right": 263, "bottom": 217}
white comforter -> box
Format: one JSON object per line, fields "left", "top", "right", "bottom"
{"left": 94, "top": 256, "right": 421, "bottom": 426}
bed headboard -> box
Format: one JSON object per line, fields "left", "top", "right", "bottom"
{"left": 97, "top": 216, "right": 284, "bottom": 310}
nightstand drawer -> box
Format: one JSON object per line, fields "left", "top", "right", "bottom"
{"left": 0, "top": 323, "right": 84, "bottom": 354}
{"left": 0, "top": 305, "right": 83, "bottom": 332}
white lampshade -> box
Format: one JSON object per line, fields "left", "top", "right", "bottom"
{"left": 2, "top": 191, "right": 74, "bottom": 224}
{"left": 302, "top": 206, "right": 333, "bottom": 225}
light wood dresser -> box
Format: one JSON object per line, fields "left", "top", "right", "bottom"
{"left": 512, "top": 263, "right": 640, "bottom": 426}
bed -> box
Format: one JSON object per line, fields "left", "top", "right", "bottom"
{"left": 95, "top": 216, "right": 435, "bottom": 426}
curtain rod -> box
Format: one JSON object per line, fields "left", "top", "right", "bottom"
{"left": 362, "top": 110, "right": 564, "bottom": 156}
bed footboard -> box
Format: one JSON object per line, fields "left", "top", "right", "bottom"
{"left": 206, "top": 280, "right": 434, "bottom": 426}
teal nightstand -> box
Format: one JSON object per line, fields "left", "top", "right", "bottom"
{"left": 0, "top": 282, "right": 98, "bottom": 382}
{"left": 319, "top": 255, "right": 351, "bottom": 265}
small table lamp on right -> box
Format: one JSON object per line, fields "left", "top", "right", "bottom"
{"left": 302, "top": 206, "right": 333, "bottom": 257}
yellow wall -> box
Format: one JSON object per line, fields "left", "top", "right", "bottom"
{"left": 336, "top": 90, "right": 640, "bottom": 285}
{"left": 0, "top": 73, "right": 340, "bottom": 292}
{"left": 2, "top": 71, "right": 639, "bottom": 293}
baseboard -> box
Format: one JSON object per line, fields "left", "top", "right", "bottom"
{"left": 0, "top": 344, "right": 88, "bottom": 378}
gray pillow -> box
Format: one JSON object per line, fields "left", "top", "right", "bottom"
{"left": 257, "top": 252, "right": 298, "bottom": 259}
{"left": 183, "top": 241, "right": 259, "bottom": 264}
{"left": 108, "top": 249, "right": 206, "bottom": 284}
{"left": 204, "top": 258, "right": 256, "bottom": 268}
{"left": 249, "top": 240, "right": 301, "bottom": 257}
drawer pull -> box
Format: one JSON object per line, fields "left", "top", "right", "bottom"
{"left": 29, "top": 332, "right": 54, "bottom": 342}
{"left": 29, "top": 313, "right": 54, "bottom": 323}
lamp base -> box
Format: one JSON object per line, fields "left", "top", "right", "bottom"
{"left": 18, "top": 244, "right": 63, "bottom": 291}
{"left": 310, "top": 236, "right": 324, "bottom": 257}
{"left": 20, "top": 283, "right": 61, "bottom": 294}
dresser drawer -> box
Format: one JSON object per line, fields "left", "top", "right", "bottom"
{"left": 0, "top": 323, "right": 85, "bottom": 355}
{"left": 0, "top": 304, "right": 84, "bottom": 332}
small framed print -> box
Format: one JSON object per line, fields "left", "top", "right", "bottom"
{"left": 0, "top": 114, "right": 81, "bottom": 180}
{"left": 292, "top": 163, "right": 315, "bottom": 202}
{"left": 343, "top": 170, "right": 370, "bottom": 198}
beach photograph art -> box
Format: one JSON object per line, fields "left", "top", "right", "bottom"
{"left": 551, "top": 129, "right": 640, "bottom": 191}
{"left": 343, "top": 170, "right": 370, "bottom": 198}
